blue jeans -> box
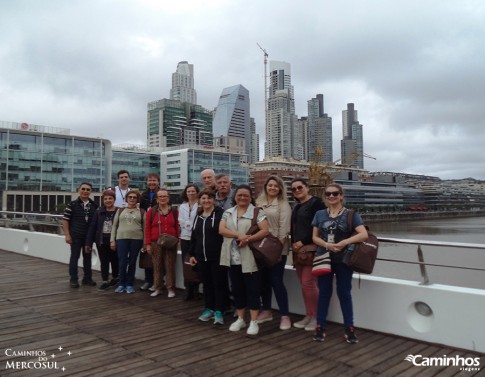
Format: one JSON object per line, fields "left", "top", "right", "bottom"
{"left": 260, "top": 255, "right": 289, "bottom": 315}
{"left": 116, "top": 239, "right": 142, "bottom": 286}
{"left": 316, "top": 262, "right": 354, "bottom": 328}
{"left": 69, "top": 238, "right": 92, "bottom": 282}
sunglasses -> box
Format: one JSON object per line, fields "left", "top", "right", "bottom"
{"left": 324, "top": 191, "right": 341, "bottom": 197}
{"left": 291, "top": 185, "right": 305, "bottom": 192}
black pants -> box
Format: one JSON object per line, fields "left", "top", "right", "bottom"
{"left": 230, "top": 265, "right": 261, "bottom": 310}
{"left": 198, "top": 260, "right": 228, "bottom": 312}
{"left": 97, "top": 243, "right": 119, "bottom": 281}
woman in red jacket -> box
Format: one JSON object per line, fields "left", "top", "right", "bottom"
{"left": 145, "top": 188, "right": 180, "bottom": 298}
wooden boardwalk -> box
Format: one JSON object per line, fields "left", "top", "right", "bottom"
{"left": 0, "top": 250, "right": 483, "bottom": 377}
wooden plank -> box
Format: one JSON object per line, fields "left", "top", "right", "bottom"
{"left": 1, "top": 249, "right": 483, "bottom": 377}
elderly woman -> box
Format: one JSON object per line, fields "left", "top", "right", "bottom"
{"left": 219, "top": 184, "right": 269, "bottom": 336}
{"left": 85, "top": 189, "right": 119, "bottom": 290}
{"left": 110, "top": 190, "right": 145, "bottom": 294}
{"left": 145, "top": 188, "right": 180, "bottom": 299}
{"left": 311, "top": 183, "right": 368, "bottom": 343}
{"left": 255, "top": 175, "right": 292, "bottom": 330}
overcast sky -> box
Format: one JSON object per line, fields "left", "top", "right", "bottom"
{"left": 1, "top": 0, "right": 484, "bottom": 180}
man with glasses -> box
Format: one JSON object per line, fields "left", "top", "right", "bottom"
{"left": 63, "top": 182, "right": 99, "bottom": 288}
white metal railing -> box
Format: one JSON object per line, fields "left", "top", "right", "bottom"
{"left": 377, "top": 237, "right": 485, "bottom": 285}
{"left": 2, "top": 211, "right": 485, "bottom": 286}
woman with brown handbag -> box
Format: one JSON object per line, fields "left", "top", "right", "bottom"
{"left": 219, "top": 184, "right": 269, "bottom": 335}
{"left": 144, "top": 188, "right": 180, "bottom": 298}
{"left": 255, "top": 175, "right": 292, "bottom": 330}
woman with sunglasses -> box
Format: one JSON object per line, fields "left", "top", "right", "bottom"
{"left": 311, "top": 183, "right": 368, "bottom": 343}
{"left": 110, "top": 190, "right": 145, "bottom": 294}
{"left": 290, "top": 178, "right": 325, "bottom": 331}
{"left": 145, "top": 188, "right": 180, "bottom": 298}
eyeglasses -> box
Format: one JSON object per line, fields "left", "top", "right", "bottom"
{"left": 127, "top": 196, "right": 138, "bottom": 199}
{"left": 80, "top": 188, "right": 91, "bottom": 191}
{"left": 157, "top": 195, "right": 169, "bottom": 198}
{"left": 324, "top": 191, "right": 341, "bottom": 197}
{"left": 291, "top": 185, "right": 305, "bottom": 192}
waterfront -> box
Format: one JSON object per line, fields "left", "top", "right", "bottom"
{"left": 370, "top": 216, "right": 485, "bottom": 289}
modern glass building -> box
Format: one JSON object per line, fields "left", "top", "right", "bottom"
{"left": 160, "top": 146, "right": 249, "bottom": 194}
{"left": 212, "top": 84, "right": 253, "bottom": 161}
{"left": 111, "top": 145, "right": 161, "bottom": 190}
{"left": 0, "top": 122, "right": 112, "bottom": 212}
{"left": 147, "top": 99, "right": 213, "bottom": 149}
{"left": 0, "top": 123, "right": 111, "bottom": 193}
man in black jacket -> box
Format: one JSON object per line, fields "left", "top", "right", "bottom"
{"left": 63, "top": 182, "right": 99, "bottom": 288}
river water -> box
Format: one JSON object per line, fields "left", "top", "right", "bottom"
{"left": 368, "top": 216, "right": 485, "bottom": 290}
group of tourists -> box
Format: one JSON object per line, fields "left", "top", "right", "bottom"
{"left": 62, "top": 168, "right": 368, "bottom": 342}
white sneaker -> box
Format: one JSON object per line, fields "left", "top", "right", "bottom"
{"left": 247, "top": 320, "right": 259, "bottom": 335}
{"left": 148, "top": 285, "right": 155, "bottom": 292}
{"left": 304, "top": 318, "right": 317, "bottom": 331}
{"left": 229, "top": 317, "right": 247, "bottom": 332}
{"left": 150, "top": 290, "right": 160, "bottom": 297}
{"left": 293, "top": 316, "right": 311, "bottom": 329}
{"left": 168, "top": 290, "right": 176, "bottom": 298}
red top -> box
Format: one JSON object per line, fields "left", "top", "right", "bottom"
{"left": 145, "top": 207, "right": 180, "bottom": 245}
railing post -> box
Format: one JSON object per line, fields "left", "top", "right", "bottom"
{"left": 417, "top": 244, "right": 430, "bottom": 285}
{"left": 26, "top": 215, "right": 35, "bottom": 231}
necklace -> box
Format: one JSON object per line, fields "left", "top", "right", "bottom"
{"left": 159, "top": 206, "right": 170, "bottom": 216}
{"left": 328, "top": 207, "right": 344, "bottom": 218}
{"left": 263, "top": 197, "right": 276, "bottom": 208}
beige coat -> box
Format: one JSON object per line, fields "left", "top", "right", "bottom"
{"left": 220, "top": 204, "right": 266, "bottom": 273}
{"left": 256, "top": 199, "right": 291, "bottom": 255}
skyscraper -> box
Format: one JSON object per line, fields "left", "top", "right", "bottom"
{"left": 307, "top": 94, "right": 333, "bottom": 163}
{"left": 341, "top": 103, "right": 364, "bottom": 168}
{"left": 265, "top": 61, "right": 298, "bottom": 159}
{"left": 147, "top": 62, "right": 212, "bottom": 148}
{"left": 212, "top": 85, "right": 254, "bottom": 162}
{"left": 170, "top": 61, "right": 197, "bottom": 105}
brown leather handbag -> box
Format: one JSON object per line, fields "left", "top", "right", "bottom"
{"left": 292, "top": 244, "right": 317, "bottom": 266}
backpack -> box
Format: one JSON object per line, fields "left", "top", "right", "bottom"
{"left": 343, "top": 210, "right": 379, "bottom": 274}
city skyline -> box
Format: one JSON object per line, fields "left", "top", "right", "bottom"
{"left": 1, "top": 1, "right": 484, "bottom": 180}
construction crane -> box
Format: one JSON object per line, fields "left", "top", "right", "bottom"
{"left": 257, "top": 43, "right": 269, "bottom": 134}
{"left": 308, "top": 148, "right": 377, "bottom": 198}
{"left": 341, "top": 151, "right": 376, "bottom": 168}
